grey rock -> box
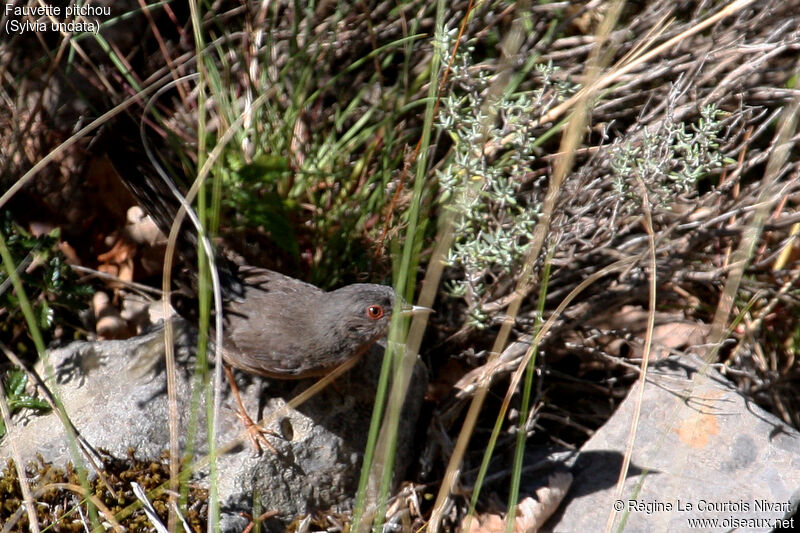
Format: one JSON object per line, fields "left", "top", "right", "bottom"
{"left": 547, "top": 355, "right": 800, "bottom": 532}
{"left": 0, "top": 319, "right": 426, "bottom": 529}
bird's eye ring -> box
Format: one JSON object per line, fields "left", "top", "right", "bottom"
{"left": 366, "top": 305, "right": 385, "bottom": 320}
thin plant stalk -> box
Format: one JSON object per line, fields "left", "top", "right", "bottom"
{"left": 351, "top": 0, "right": 446, "bottom": 526}
{"left": 604, "top": 170, "right": 658, "bottom": 533}
{"left": 505, "top": 249, "right": 552, "bottom": 533}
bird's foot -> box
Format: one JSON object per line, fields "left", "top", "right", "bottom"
{"left": 236, "top": 408, "right": 280, "bottom": 455}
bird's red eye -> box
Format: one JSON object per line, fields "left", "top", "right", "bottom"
{"left": 366, "top": 305, "right": 385, "bottom": 320}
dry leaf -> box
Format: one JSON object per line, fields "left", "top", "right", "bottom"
{"left": 584, "top": 305, "right": 710, "bottom": 360}
{"left": 460, "top": 472, "right": 573, "bottom": 533}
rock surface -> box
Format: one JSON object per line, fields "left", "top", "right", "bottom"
{"left": 547, "top": 355, "right": 800, "bottom": 532}
{"left": 0, "top": 320, "right": 426, "bottom": 530}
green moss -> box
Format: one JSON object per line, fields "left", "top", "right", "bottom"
{"left": 0, "top": 451, "right": 207, "bottom": 531}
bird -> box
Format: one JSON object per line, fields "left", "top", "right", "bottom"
{"left": 101, "top": 113, "right": 427, "bottom": 452}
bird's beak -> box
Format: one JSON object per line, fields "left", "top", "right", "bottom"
{"left": 401, "top": 303, "right": 434, "bottom": 316}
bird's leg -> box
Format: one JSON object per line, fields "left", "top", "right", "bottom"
{"left": 224, "top": 365, "right": 279, "bottom": 455}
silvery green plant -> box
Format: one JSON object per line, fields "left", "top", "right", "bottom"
{"left": 610, "top": 104, "right": 731, "bottom": 207}
{"left": 436, "top": 37, "right": 555, "bottom": 329}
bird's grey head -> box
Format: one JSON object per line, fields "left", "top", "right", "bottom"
{"left": 323, "top": 284, "right": 396, "bottom": 345}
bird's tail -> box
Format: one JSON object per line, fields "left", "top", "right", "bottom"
{"left": 100, "top": 112, "right": 243, "bottom": 300}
